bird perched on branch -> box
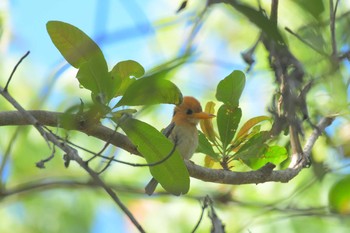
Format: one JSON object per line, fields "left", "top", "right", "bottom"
{"left": 145, "top": 96, "right": 215, "bottom": 195}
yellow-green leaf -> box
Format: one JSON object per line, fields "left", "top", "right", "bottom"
{"left": 329, "top": 175, "right": 350, "bottom": 214}
{"left": 76, "top": 56, "right": 110, "bottom": 102}
{"left": 47, "top": 21, "right": 105, "bottom": 68}
{"left": 236, "top": 116, "right": 271, "bottom": 140}
{"left": 115, "top": 77, "right": 182, "bottom": 107}
{"left": 216, "top": 70, "right": 246, "bottom": 107}
{"left": 120, "top": 117, "right": 189, "bottom": 195}
{"left": 110, "top": 60, "right": 145, "bottom": 97}
{"left": 197, "top": 131, "right": 219, "bottom": 161}
{"left": 200, "top": 101, "right": 217, "bottom": 142}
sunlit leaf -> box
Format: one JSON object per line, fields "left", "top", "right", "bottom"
{"left": 120, "top": 117, "right": 189, "bottom": 195}
{"left": 197, "top": 131, "right": 220, "bottom": 161}
{"left": 110, "top": 109, "right": 137, "bottom": 120}
{"left": 110, "top": 60, "right": 145, "bottom": 97}
{"left": 76, "top": 56, "right": 110, "bottom": 102}
{"left": 200, "top": 101, "right": 217, "bottom": 142}
{"left": 293, "top": 0, "right": 325, "bottom": 19}
{"left": 115, "top": 77, "right": 182, "bottom": 107}
{"left": 234, "top": 132, "right": 287, "bottom": 169}
{"left": 217, "top": 104, "right": 242, "bottom": 150}
{"left": 234, "top": 132, "right": 267, "bottom": 169}
{"left": 216, "top": 70, "right": 245, "bottom": 108}
{"left": 258, "top": 145, "right": 288, "bottom": 168}
{"left": 204, "top": 155, "right": 217, "bottom": 168}
{"left": 231, "top": 124, "right": 262, "bottom": 152}
{"left": 236, "top": 116, "right": 271, "bottom": 140}
{"left": 329, "top": 175, "right": 350, "bottom": 214}
{"left": 228, "top": 2, "right": 285, "bottom": 44}
{"left": 47, "top": 21, "right": 105, "bottom": 68}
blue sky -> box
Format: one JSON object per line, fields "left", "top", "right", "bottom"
{"left": 8, "top": 1, "right": 166, "bottom": 71}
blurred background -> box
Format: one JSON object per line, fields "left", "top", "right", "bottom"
{"left": 1, "top": 0, "right": 350, "bottom": 232}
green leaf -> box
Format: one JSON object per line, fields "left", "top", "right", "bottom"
{"left": 47, "top": 21, "right": 105, "bottom": 68}
{"left": 217, "top": 104, "right": 242, "bottom": 151}
{"left": 115, "top": 77, "right": 182, "bottom": 107}
{"left": 236, "top": 116, "right": 271, "bottom": 140}
{"left": 76, "top": 56, "right": 110, "bottom": 102}
{"left": 329, "top": 175, "right": 350, "bottom": 214}
{"left": 197, "top": 131, "right": 220, "bottom": 161}
{"left": 228, "top": 2, "right": 285, "bottom": 44}
{"left": 110, "top": 60, "right": 145, "bottom": 97}
{"left": 120, "top": 117, "right": 189, "bottom": 195}
{"left": 259, "top": 145, "right": 288, "bottom": 168}
{"left": 328, "top": 175, "right": 350, "bottom": 214}
{"left": 234, "top": 131, "right": 267, "bottom": 169}
{"left": 216, "top": 70, "right": 246, "bottom": 107}
{"left": 234, "top": 132, "right": 287, "bottom": 169}
{"left": 293, "top": 0, "right": 325, "bottom": 19}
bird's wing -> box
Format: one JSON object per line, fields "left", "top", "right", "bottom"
{"left": 161, "top": 122, "right": 175, "bottom": 138}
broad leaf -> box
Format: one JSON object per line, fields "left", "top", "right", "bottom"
{"left": 294, "top": 0, "right": 325, "bottom": 19}
{"left": 47, "top": 21, "right": 105, "bottom": 68}
{"left": 76, "top": 56, "right": 110, "bottom": 102}
{"left": 197, "top": 131, "right": 219, "bottom": 161}
{"left": 120, "top": 117, "right": 189, "bottom": 195}
{"left": 217, "top": 104, "right": 242, "bottom": 151}
{"left": 115, "top": 77, "right": 182, "bottom": 107}
{"left": 216, "top": 70, "right": 245, "bottom": 108}
{"left": 228, "top": 2, "right": 285, "bottom": 44}
{"left": 329, "top": 175, "right": 350, "bottom": 214}
{"left": 236, "top": 116, "right": 271, "bottom": 140}
{"left": 110, "top": 60, "right": 145, "bottom": 97}
{"left": 200, "top": 101, "right": 217, "bottom": 142}
{"left": 253, "top": 145, "right": 288, "bottom": 169}
{"left": 234, "top": 132, "right": 287, "bottom": 169}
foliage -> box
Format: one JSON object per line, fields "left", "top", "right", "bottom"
{"left": 198, "top": 70, "right": 287, "bottom": 170}
{"left": 47, "top": 21, "right": 287, "bottom": 191}
{"left": 47, "top": 20, "right": 187, "bottom": 195}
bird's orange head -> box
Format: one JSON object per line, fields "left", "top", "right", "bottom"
{"left": 172, "top": 96, "right": 215, "bottom": 126}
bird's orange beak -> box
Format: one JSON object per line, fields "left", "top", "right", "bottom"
{"left": 192, "top": 112, "right": 216, "bottom": 119}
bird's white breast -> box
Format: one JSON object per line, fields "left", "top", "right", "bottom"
{"left": 169, "top": 125, "right": 198, "bottom": 160}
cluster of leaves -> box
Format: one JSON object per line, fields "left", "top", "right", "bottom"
{"left": 47, "top": 21, "right": 188, "bottom": 195}
{"left": 46, "top": 21, "right": 287, "bottom": 195}
{"left": 198, "top": 70, "right": 288, "bottom": 170}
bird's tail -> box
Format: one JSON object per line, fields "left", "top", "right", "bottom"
{"left": 145, "top": 178, "right": 158, "bottom": 195}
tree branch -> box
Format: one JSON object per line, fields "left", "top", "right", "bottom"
{"left": 0, "top": 110, "right": 334, "bottom": 185}
{"left": 0, "top": 92, "right": 145, "bottom": 233}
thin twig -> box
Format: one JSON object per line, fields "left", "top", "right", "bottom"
{"left": 4, "top": 51, "right": 30, "bottom": 92}
{"left": 329, "top": 0, "right": 337, "bottom": 57}
{"left": 191, "top": 197, "right": 210, "bottom": 233}
{"left": 36, "top": 146, "right": 56, "bottom": 168}
{"left": 270, "top": 0, "right": 278, "bottom": 26}
{"left": 0, "top": 54, "right": 145, "bottom": 233}
{"left": 86, "top": 124, "right": 120, "bottom": 164}
{"left": 55, "top": 132, "right": 178, "bottom": 167}
{"left": 285, "top": 27, "right": 329, "bottom": 57}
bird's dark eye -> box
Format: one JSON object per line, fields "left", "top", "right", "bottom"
{"left": 186, "top": 109, "right": 193, "bottom": 115}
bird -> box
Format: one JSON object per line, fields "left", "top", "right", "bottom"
{"left": 145, "top": 96, "right": 215, "bottom": 195}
